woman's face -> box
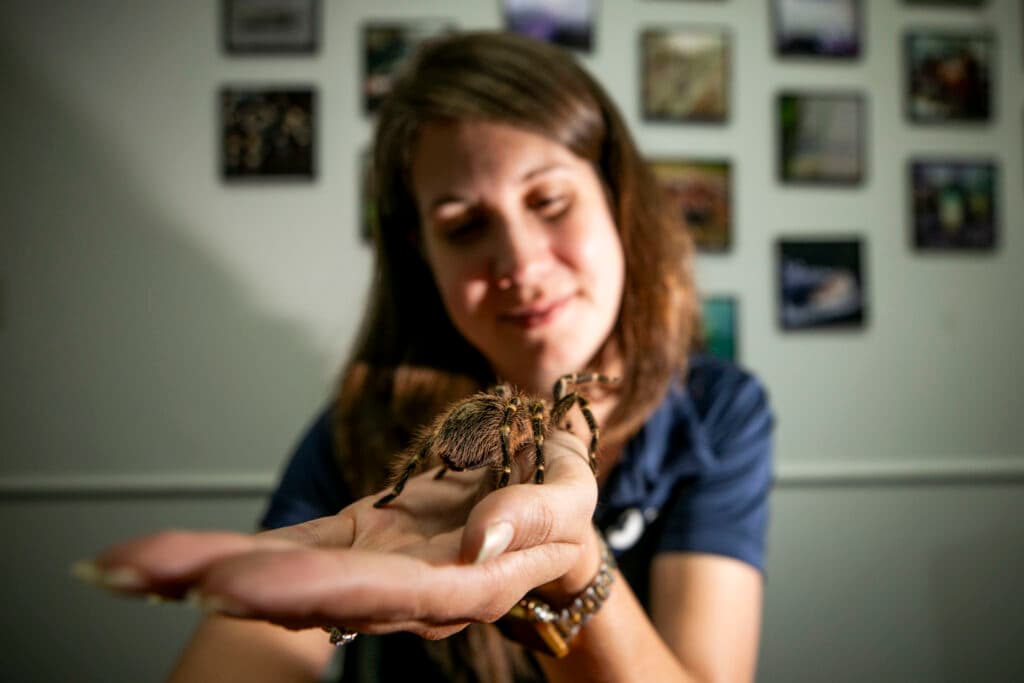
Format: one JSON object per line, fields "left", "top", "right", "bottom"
{"left": 411, "top": 120, "right": 625, "bottom": 394}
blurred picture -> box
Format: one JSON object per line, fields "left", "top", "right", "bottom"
{"left": 649, "top": 158, "right": 732, "bottom": 251}
{"left": 502, "top": 0, "right": 595, "bottom": 51}
{"left": 778, "top": 91, "right": 864, "bottom": 184}
{"left": 700, "top": 296, "right": 739, "bottom": 361}
{"left": 772, "top": 0, "right": 861, "bottom": 58}
{"left": 221, "top": 88, "right": 315, "bottom": 179}
{"left": 642, "top": 27, "right": 730, "bottom": 122}
{"left": 223, "top": 0, "right": 319, "bottom": 53}
{"left": 905, "top": 31, "right": 992, "bottom": 122}
{"left": 777, "top": 239, "right": 866, "bottom": 330}
{"left": 363, "top": 21, "right": 455, "bottom": 113}
{"left": 911, "top": 159, "right": 997, "bottom": 250}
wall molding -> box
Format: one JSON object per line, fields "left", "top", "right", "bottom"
{"left": 1, "top": 458, "right": 1023, "bottom": 498}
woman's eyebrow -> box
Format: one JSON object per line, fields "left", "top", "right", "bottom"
{"left": 521, "top": 161, "right": 568, "bottom": 181}
{"left": 425, "top": 162, "right": 570, "bottom": 211}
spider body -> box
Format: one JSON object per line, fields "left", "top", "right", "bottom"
{"left": 374, "top": 373, "right": 617, "bottom": 508}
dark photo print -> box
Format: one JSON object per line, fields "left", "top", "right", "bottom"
{"left": 221, "top": 87, "right": 315, "bottom": 179}
{"left": 777, "top": 238, "right": 867, "bottom": 330}
{"left": 911, "top": 159, "right": 997, "bottom": 250}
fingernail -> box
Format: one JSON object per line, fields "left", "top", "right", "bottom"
{"left": 71, "top": 560, "right": 147, "bottom": 591}
{"left": 474, "top": 521, "right": 514, "bottom": 565}
{"left": 185, "top": 589, "right": 252, "bottom": 618}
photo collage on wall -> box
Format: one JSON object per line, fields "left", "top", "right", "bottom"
{"left": 217, "top": 0, "right": 1014, "bottom": 356}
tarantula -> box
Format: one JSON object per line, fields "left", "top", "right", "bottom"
{"left": 374, "top": 373, "right": 618, "bottom": 508}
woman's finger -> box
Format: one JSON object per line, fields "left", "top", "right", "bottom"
{"left": 82, "top": 530, "right": 300, "bottom": 596}
{"left": 187, "top": 540, "right": 580, "bottom": 630}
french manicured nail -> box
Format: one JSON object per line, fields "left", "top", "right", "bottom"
{"left": 185, "top": 589, "right": 252, "bottom": 618}
{"left": 474, "top": 521, "right": 515, "bottom": 565}
{"left": 71, "top": 560, "right": 147, "bottom": 591}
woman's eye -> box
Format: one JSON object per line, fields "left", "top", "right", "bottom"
{"left": 442, "top": 216, "right": 486, "bottom": 244}
{"left": 532, "top": 195, "right": 570, "bottom": 218}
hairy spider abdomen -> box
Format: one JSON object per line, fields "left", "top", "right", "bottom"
{"left": 428, "top": 393, "right": 536, "bottom": 472}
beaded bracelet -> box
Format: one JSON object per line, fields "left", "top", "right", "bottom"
{"left": 496, "top": 532, "right": 616, "bottom": 658}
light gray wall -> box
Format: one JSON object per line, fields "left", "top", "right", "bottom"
{"left": 1, "top": 1, "right": 1022, "bottom": 681}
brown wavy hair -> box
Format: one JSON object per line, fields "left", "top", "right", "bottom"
{"left": 332, "top": 31, "right": 698, "bottom": 682}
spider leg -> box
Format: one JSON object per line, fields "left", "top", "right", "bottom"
{"left": 374, "top": 437, "right": 433, "bottom": 507}
{"left": 552, "top": 372, "right": 617, "bottom": 401}
{"left": 497, "top": 396, "right": 520, "bottom": 488}
{"left": 529, "top": 400, "right": 546, "bottom": 484}
{"left": 551, "top": 392, "right": 600, "bottom": 474}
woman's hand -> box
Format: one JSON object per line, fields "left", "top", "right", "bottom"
{"left": 78, "top": 431, "right": 599, "bottom": 641}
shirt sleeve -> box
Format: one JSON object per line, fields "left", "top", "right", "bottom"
{"left": 259, "top": 407, "right": 353, "bottom": 530}
{"left": 657, "top": 365, "right": 775, "bottom": 572}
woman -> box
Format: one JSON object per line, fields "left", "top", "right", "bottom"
{"left": 82, "top": 31, "right": 773, "bottom": 682}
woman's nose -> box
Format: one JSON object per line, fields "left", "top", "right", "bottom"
{"left": 491, "top": 215, "right": 552, "bottom": 290}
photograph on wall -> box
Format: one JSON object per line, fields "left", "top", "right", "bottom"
{"left": 777, "top": 238, "right": 866, "bottom": 330}
{"left": 363, "top": 21, "right": 455, "bottom": 113}
{"left": 910, "top": 158, "right": 997, "bottom": 250}
{"left": 221, "top": 87, "right": 315, "bottom": 179}
{"left": 772, "top": 0, "right": 861, "bottom": 58}
{"left": 648, "top": 158, "right": 732, "bottom": 251}
{"left": 778, "top": 91, "right": 864, "bottom": 185}
{"left": 641, "top": 27, "right": 730, "bottom": 123}
{"left": 700, "top": 296, "right": 738, "bottom": 361}
{"left": 223, "top": 0, "right": 319, "bottom": 53}
{"left": 360, "top": 147, "right": 377, "bottom": 244}
{"left": 502, "top": 0, "right": 595, "bottom": 52}
{"left": 905, "top": 30, "right": 993, "bottom": 123}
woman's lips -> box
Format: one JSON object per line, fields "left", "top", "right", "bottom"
{"left": 500, "top": 296, "right": 571, "bottom": 329}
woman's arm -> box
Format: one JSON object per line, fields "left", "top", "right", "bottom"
{"left": 535, "top": 531, "right": 761, "bottom": 683}
{"left": 165, "top": 616, "right": 334, "bottom": 683}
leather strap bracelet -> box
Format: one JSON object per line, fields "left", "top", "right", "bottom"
{"left": 496, "top": 531, "right": 616, "bottom": 658}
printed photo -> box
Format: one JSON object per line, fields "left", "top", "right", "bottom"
{"left": 363, "top": 21, "right": 455, "bottom": 113}
{"left": 223, "top": 0, "right": 319, "bottom": 53}
{"left": 778, "top": 91, "right": 864, "bottom": 184}
{"left": 502, "top": 0, "right": 595, "bottom": 51}
{"left": 905, "top": 30, "right": 993, "bottom": 122}
{"left": 700, "top": 296, "right": 738, "bottom": 361}
{"left": 910, "top": 159, "right": 997, "bottom": 250}
{"left": 221, "top": 87, "right": 315, "bottom": 179}
{"left": 642, "top": 27, "right": 730, "bottom": 122}
{"left": 777, "top": 238, "right": 866, "bottom": 330}
{"left": 772, "top": 0, "right": 861, "bottom": 58}
{"left": 649, "top": 158, "right": 732, "bottom": 251}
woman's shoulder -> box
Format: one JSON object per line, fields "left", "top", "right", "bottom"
{"left": 678, "top": 354, "right": 774, "bottom": 448}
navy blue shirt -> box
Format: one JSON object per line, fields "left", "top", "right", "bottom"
{"left": 260, "top": 355, "right": 774, "bottom": 678}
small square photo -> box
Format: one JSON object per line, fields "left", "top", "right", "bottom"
{"left": 363, "top": 21, "right": 455, "bottom": 114}
{"left": 905, "top": 30, "right": 993, "bottom": 123}
{"left": 503, "top": 0, "right": 596, "bottom": 52}
{"left": 910, "top": 159, "right": 997, "bottom": 250}
{"left": 223, "top": 0, "right": 318, "bottom": 54}
{"left": 772, "top": 0, "right": 861, "bottom": 58}
{"left": 642, "top": 27, "right": 730, "bottom": 123}
{"left": 221, "top": 87, "right": 315, "bottom": 179}
{"left": 700, "top": 296, "right": 739, "bottom": 361}
{"left": 777, "top": 238, "right": 866, "bottom": 330}
{"left": 649, "top": 158, "right": 732, "bottom": 251}
{"left": 778, "top": 91, "right": 865, "bottom": 185}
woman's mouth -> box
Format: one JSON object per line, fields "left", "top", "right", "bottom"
{"left": 500, "top": 296, "right": 571, "bottom": 330}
